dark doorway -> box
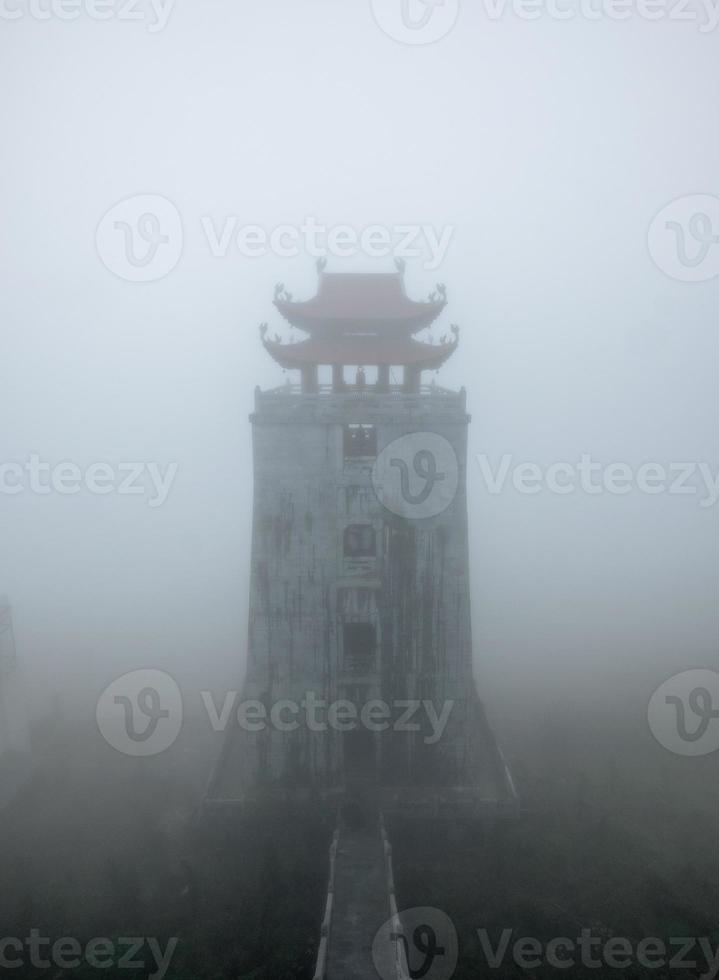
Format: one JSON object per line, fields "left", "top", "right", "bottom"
{"left": 343, "top": 730, "right": 376, "bottom": 777}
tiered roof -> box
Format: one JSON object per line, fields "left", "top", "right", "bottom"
{"left": 260, "top": 269, "right": 458, "bottom": 372}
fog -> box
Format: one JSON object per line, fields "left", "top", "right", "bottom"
{"left": 3, "top": 7, "right": 719, "bottom": 980}
{"left": 2, "top": 1, "right": 717, "bottom": 729}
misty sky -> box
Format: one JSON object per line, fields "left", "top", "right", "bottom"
{"left": 2, "top": 0, "right": 717, "bottom": 722}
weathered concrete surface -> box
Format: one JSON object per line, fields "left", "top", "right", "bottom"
{"left": 326, "top": 822, "right": 393, "bottom": 980}
{"left": 207, "top": 387, "right": 518, "bottom": 816}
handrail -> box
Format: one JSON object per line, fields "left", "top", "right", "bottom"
{"left": 312, "top": 825, "right": 340, "bottom": 980}
{"left": 313, "top": 815, "right": 411, "bottom": 980}
{"left": 380, "top": 814, "right": 411, "bottom": 980}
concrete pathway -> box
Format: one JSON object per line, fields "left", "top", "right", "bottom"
{"left": 326, "top": 822, "right": 395, "bottom": 980}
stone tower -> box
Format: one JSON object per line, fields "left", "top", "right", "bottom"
{"left": 207, "top": 266, "right": 517, "bottom": 817}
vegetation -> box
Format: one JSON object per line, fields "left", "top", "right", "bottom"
{"left": 2, "top": 706, "right": 718, "bottom": 978}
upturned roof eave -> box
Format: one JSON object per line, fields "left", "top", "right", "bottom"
{"left": 261, "top": 335, "right": 458, "bottom": 369}
{"left": 273, "top": 299, "right": 447, "bottom": 334}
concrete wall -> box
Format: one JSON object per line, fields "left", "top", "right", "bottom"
{"left": 220, "top": 386, "right": 493, "bottom": 794}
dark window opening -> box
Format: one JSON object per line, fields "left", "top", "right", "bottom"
{"left": 343, "top": 524, "right": 376, "bottom": 558}
{"left": 344, "top": 424, "right": 377, "bottom": 459}
{"left": 343, "top": 622, "right": 376, "bottom": 674}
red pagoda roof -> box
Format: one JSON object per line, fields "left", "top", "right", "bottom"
{"left": 260, "top": 326, "right": 459, "bottom": 370}
{"left": 261, "top": 268, "right": 458, "bottom": 374}
{"left": 274, "top": 271, "right": 446, "bottom": 334}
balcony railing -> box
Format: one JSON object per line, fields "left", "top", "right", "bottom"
{"left": 261, "top": 383, "right": 460, "bottom": 397}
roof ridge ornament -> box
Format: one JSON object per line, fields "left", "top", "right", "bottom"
{"left": 274, "top": 282, "right": 293, "bottom": 302}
